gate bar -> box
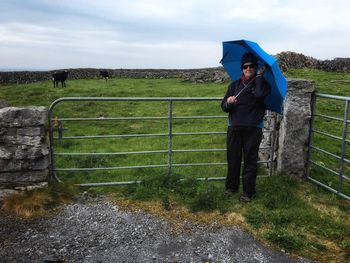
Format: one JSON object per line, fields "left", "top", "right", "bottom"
{"left": 58, "top": 116, "right": 226, "bottom": 121}
{"left": 307, "top": 93, "right": 350, "bottom": 200}
{"left": 49, "top": 97, "right": 276, "bottom": 183}
{"left": 338, "top": 100, "right": 349, "bottom": 192}
{"left": 167, "top": 101, "right": 173, "bottom": 176}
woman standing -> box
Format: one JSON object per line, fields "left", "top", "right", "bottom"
{"left": 221, "top": 52, "right": 270, "bottom": 202}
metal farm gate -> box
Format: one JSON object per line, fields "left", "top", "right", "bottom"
{"left": 307, "top": 93, "right": 350, "bottom": 200}
{"left": 48, "top": 97, "right": 277, "bottom": 187}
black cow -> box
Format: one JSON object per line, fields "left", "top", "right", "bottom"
{"left": 99, "top": 70, "right": 109, "bottom": 81}
{"left": 52, "top": 70, "right": 69, "bottom": 88}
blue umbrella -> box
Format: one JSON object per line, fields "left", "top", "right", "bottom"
{"left": 220, "top": 39, "right": 287, "bottom": 114}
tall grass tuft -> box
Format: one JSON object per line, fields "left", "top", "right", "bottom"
{"left": 188, "top": 183, "right": 226, "bottom": 212}
{"left": 257, "top": 174, "right": 304, "bottom": 210}
{"left": 1, "top": 182, "right": 78, "bottom": 218}
{"left": 124, "top": 174, "right": 232, "bottom": 213}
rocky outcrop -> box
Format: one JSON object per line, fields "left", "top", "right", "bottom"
{"left": 0, "top": 107, "right": 49, "bottom": 200}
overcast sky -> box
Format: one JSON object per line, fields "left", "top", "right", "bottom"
{"left": 1, "top": 0, "right": 349, "bottom": 70}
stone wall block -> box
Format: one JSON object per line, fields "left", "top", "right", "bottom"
{"left": 0, "top": 157, "right": 49, "bottom": 172}
{"left": 16, "top": 135, "right": 42, "bottom": 147}
{"left": 0, "top": 106, "right": 49, "bottom": 200}
{"left": 15, "top": 145, "right": 49, "bottom": 160}
{"left": 0, "top": 159, "right": 22, "bottom": 171}
{"left": 0, "top": 171, "right": 48, "bottom": 185}
{"left": 0, "top": 107, "right": 47, "bottom": 127}
{"left": 25, "top": 157, "right": 50, "bottom": 171}
{"left": 17, "top": 127, "right": 43, "bottom": 136}
{"left": 1, "top": 135, "right": 17, "bottom": 145}
{"left": 0, "top": 146, "right": 13, "bottom": 159}
{"left": 0, "top": 127, "right": 7, "bottom": 136}
{"left": 260, "top": 112, "right": 278, "bottom": 167}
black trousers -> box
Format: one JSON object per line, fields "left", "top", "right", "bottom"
{"left": 226, "top": 126, "right": 263, "bottom": 197}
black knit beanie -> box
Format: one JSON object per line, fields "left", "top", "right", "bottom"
{"left": 241, "top": 52, "right": 258, "bottom": 67}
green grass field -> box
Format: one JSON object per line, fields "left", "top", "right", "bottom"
{"left": 1, "top": 69, "right": 350, "bottom": 262}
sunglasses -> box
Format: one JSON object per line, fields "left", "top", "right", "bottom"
{"left": 242, "top": 63, "right": 257, "bottom": 69}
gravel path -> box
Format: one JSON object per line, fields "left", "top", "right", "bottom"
{"left": 0, "top": 198, "right": 315, "bottom": 263}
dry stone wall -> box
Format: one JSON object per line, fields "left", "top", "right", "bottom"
{"left": 1, "top": 52, "right": 349, "bottom": 86}
{"left": 0, "top": 107, "right": 49, "bottom": 199}
{"left": 0, "top": 68, "right": 229, "bottom": 85}
{"left": 276, "top": 52, "right": 350, "bottom": 72}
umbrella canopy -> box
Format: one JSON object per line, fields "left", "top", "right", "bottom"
{"left": 220, "top": 39, "right": 287, "bottom": 114}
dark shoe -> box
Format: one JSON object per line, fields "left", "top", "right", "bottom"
{"left": 239, "top": 195, "right": 251, "bottom": 203}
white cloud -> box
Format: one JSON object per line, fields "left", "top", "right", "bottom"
{"left": 1, "top": 0, "right": 350, "bottom": 69}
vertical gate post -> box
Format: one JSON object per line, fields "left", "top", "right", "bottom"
{"left": 338, "top": 100, "right": 349, "bottom": 192}
{"left": 306, "top": 92, "right": 316, "bottom": 178}
{"left": 277, "top": 79, "right": 315, "bottom": 178}
{"left": 268, "top": 113, "right": 277, "bottom": 176}
{"left": 48, "top": 108, "right": 59, "bottom": 182}
{"left": 167, "top": 100, "right": 173, "bottom": 176}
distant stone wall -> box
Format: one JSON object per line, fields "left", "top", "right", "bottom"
{"left": 0, "top": 68, "right": 229, "bottom": 85}
{"left": 1, "top": 52, "right": 349, "bottom": 86}
{"left": 276, "top": 51, "right": 350, "bottom": 72}
{"left": 0, "top": 107, "right": 49, "bottom": 200}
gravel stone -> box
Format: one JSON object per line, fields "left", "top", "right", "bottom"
{"left": 0, "top": 198, "right": 316, "bottom": 263}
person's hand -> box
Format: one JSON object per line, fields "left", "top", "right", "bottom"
{"left": 257, "top": 66, "right": 266, "bottom": 76}
{"left": 227, "top": 96, "right": 237, "bottom": 105}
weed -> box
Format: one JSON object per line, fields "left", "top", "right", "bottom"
{"left": 257, "top": 175, "right": 304, "bottom": 210}
{"left": 1, "top": 181, "right": 78, "bottom": 219}
{"left": 244, "top": 206, "right": 268, "bottom": 228}
{"left": 2, "top": 188, "right": 53, "bottom": 218}
{"left": 125, "top": 173, "right": 181, "bottom": 200}
{"left": 189, "top": 183, "right": 220, "bottom": 212}
{"left": 264, "top": 228, "right": 307, "bottom": 251}
{"left": 341, "top": 240, "right": 350, "bottom": 258}
{"left": 176, "top": 176, "right": 199, "bottom": 197}
{"left": 161, "top": 193, "right": 171, "bottom": 211}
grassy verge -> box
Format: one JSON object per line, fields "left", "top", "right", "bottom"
{"left": 1, "top": 173, "right": 349, "bottom": 262}
{"left": 1, "top": 182, "right": 77, "bottom": 218}
{"left": 104, "top": 173, "right": 349, "bottom": 263}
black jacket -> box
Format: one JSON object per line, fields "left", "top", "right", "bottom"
{"left": 221, "top": 76, "right": 270, "bottom": 128}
